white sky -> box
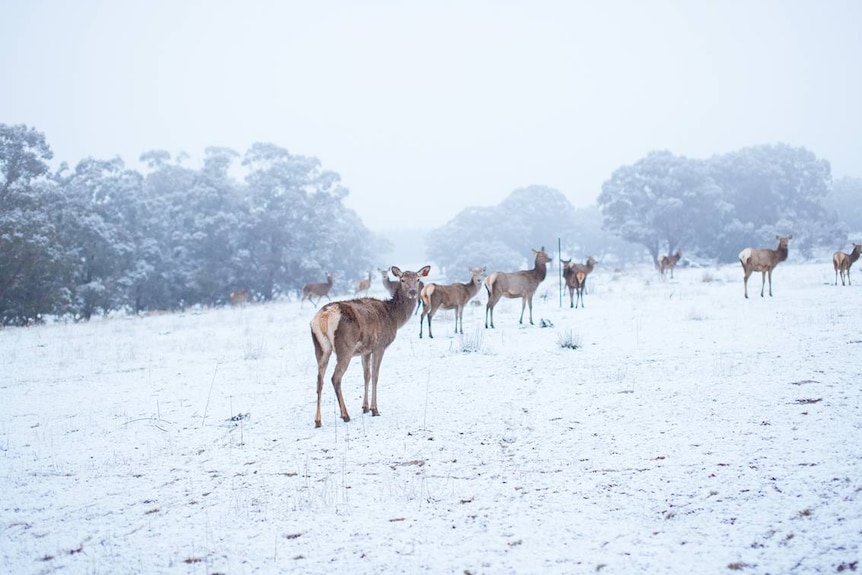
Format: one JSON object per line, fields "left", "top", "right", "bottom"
{"left": 3, "top": 0, "right": 861, "bottom": 232}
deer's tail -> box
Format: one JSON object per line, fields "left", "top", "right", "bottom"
{"left": 420, "top": 284, "right": 434, "bottom": 308}
{"left": 310, "top": 307, "right": 341, "bottom": 354}
{"left": 484, "top": 273, "right": 497, "bottom": 296}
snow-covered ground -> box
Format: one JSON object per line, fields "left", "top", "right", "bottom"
{"left": 2, "top": 261, "right": 860, "bottom": 574}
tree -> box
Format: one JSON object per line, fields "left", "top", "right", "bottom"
{"left": 426, "top": 186, "right": 575, "bottom": 280}
{"left": 709, "top": 143, "right": 842, "bottom": 260}
{"left": 239, "top": 143, "right": 374, "bottom": 300}
{"left": 53, "top": 157, "right": 144, "bottom": 319}
{"left": 0, "top": 124, "right": 64, "bottom": 325}
{"left": 598, "top": 151, "right": 721, "bottom": 264}
{"left": 823, "top": 176, "right": 862, "bottom": 236}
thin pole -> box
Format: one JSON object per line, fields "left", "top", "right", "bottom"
{"left": 558, "top": 237, "right": 563, "bottom": 308}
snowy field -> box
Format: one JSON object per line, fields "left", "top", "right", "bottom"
{"left": 2, "top": 260, "right": 860, "bottom": 574}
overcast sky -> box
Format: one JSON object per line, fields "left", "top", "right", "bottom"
{"left": 3, "top": 1, "right": 861, "bottom": 232}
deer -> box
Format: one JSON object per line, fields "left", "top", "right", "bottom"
{"left": 310, "top": 265, "right": 431, "bottom": 427}
{"left": 354, "top": 272, "right": 372, "bottom": 296}
{"left": 658, "top": 250, "right": 682, "bottom": 279}
{"left": 301, "top": 273, "right": 335, "bottom": 308}
{"left": 229, "top": 288, "right": 250, "bottom": 306}
{"left": 738, "top": 235, "right": 792, "bottom": 298}
{"left": 833, "top": 243, "right": 862, "bottom": 286}
{"left": 561, "top": 256, "right": 596, "bottom": 308}
{"left": 419, "top": 266, "right": 485, "bottom": 338}
{"left": 379, "top": 268, "right": 399, "bottom": 297}
{"left": 484, "top": 247, "right": 552, "bottom": 328}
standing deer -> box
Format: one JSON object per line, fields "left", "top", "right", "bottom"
{"left": 561, "top": 256, "right": 596, "bottom": 308}
{"left": 379, "top": 268, "right": 399, "bottom": 297}
{"left": 301, "top": 273, "right": 335, "bottom": 308}
{"left": 229, "top": 288, "right": 250, "bottom": 306}
{"left": 658, "top": 250, "right": 682, "bottom": 279}
{"left": 419, "top": 266, "right": 485, "bottom": 338}
{"left": 739, "top": 235, "right": 792, "bottom": 298}
{"left": 484, "top": 247, "right": 552, "bottom": 328}
{"left": 310, "top": 265, "right": 431, "bottom": 427}
{"left": 833, "top": 243, "right": 862, "bottom": 286}
{"left": 354, "top": 272, "right": 372, "bottom": 296}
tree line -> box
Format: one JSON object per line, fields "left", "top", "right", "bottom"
{"left": 3, "top": 121, "right": 858, "bottom": 326}
{"left": 428, "top": 144, "right": 856, "bottom": 279}
{"left": 0, "top": 124, "right": 382, "bottom": 326}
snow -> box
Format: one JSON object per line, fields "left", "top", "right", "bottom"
{"left": 2, "top": 261, "right": 860, "bottom": 574}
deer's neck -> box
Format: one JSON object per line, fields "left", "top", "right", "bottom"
{"left": 851, "top": 248, "right": 861, "bottom": 263}
{"left": 532, "top": 259, "right": 548, "bottom": 282}
{"left": 384, "top": 289, "right": 417, "bottom": 327}
{"left": 775, "top": 245, "right": 789, "bottom": 263}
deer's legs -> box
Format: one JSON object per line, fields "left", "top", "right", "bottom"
{"left": 369, "top": 350, "right": 386, "bottom": 416}
{"left": 485, "top": 295, "right": 500, "bottom": 329}
{"left": 765, "top": 270, "right": 772, "bottom": 297}
{"left": 313, "top": 344, "right": 332, "bottom": 428}
{"left": 419, "top": 306, "right": 428, "bottom": 338}
{"left": 521, "top": 295, "right": 535, "bottom": 325}
{"left": 361, "top": 354, "right": 372, "bottom": 413}
{"left": 330, "top": 354, "right": 353, "bottom": 422}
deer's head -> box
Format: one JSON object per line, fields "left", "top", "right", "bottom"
{"left": 390, "top": 265, "right": 431, "bottom": 299}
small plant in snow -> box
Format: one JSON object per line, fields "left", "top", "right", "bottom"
{"left": 242, "top": 338, "right": 265, "bottom": 360}
{"left": 456, "top": 328, "right": 484, "bottom": 353}
{"left": 688, "top": 308, "right": 708, "bottom": 321}
{"left": 556, "top": 329, "right": 582, "bottom": 350}
{"left": 702, "top": 271, "right": 715, "bottom": 283}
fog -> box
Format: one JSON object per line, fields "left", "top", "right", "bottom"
{"left": 3, "top": 1, "right": 861, "bottom": 232}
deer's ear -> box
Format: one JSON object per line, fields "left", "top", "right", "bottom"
{"left": 788, "top": 234, "right": 793, "bottom": 240}
{"left": 418, "top": 265, "right": 431, "bottom": 277}
{"left": 390, "top": 266, "right": 402, "bottom": 278}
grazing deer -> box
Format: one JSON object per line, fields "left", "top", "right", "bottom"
{"left": 229, "top": 288, "right": 250, "bottom": 306}
{"left": 301, "top": 273, "right": 335, "bottom": 308}
{"left": 658, "top": 250, "right": 682, "bottom": 279}
{"left": 419, "top": 266, "right": 485, "bottom": 338}
{"left": 354, "top": 272, "right": 372, "bottom": 296}
{"left": 379, "top": 268, "right": 399, "bottom": 297}
{"left": 484, "top": 247, "right": 552, "bottom": 328}
{"left": 738, "top": 235, "right": 792, "bottom": 298}
{"left": 561, "top": 256, "right": 596, "bottom": 308}
{"left": 833, "top": 243, "right": 862, "bottom": 286}
{"left": 310, "top": 265, "right": 431, "bottom": 427}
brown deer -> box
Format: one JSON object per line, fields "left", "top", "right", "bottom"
{"left": 738, "top": 235, "right": 792, "bottom": 298}
{"left": 229, "top": 288, "right": 250, "bottom": 306}
{"left": 301, "top": 273, "right": 335, "bottom": 308}
{"left": 833, "top": 243, "right": 862, "bottom": 286}
{"left": 354, "top": 272, "right": 372, "bottom": 296}
{"left": 561, "top": 256, "right": 596, "bottom": 308}
{"left": 379, "top": 268, "right": 399, "bottom": 297}
{"left": 310, "top": 265, "right": 431, "bottom": 427}
{"left": 658, "top": 250, "right": 682, "bottom": 279}
{"left": 419, "top": 266, "right": 485, "bottom": 338}
{"left": 484, "top": 247, "right": 552, "bottom": 328}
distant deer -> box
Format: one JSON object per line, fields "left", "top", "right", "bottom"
{"left": 658, "top": 250, "right": 682, "bottom": 279}
{"left": 229, "top": 288, "right": 250, "bottom": 306}
{"left": 354, "top": 272, "right": 372, "bottom": 296}
{"left": 310, "top": 265, "right": 431, "bottom": 427}
{"left": 419, "top": 266, "right": 485, "bottom": 338}
{"left": 561, "top": 256, "right": 596, "bottom": 308}
{"left": 379, "top": 268, "right": 399, "bottom": 297}
{"left": 739, "top": 235, "right": 792, "bottom": 298}
{"left": 484, "top": 247, "right": 552, "bottom": 328}
{"left": 301, "top": 273, "right": 335, "bottom": 308}
{"left": 833, "top": 243, "right": 862, "bottom": 286}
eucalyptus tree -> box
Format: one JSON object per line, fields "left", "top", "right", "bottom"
{"left": 0, "top": 124, "right": 62, "bottom": 324}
